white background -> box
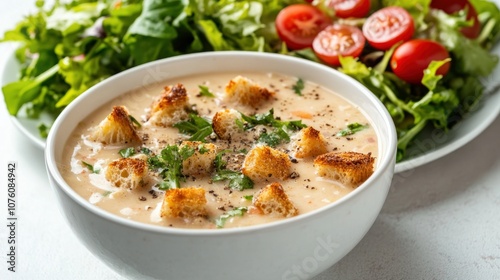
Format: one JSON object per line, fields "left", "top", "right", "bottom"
{"left": 1, "top": 1, "right": 499, "bottom": 279}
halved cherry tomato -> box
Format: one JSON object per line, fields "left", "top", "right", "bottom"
{"left": 328, "top": 0, "right": 371, "bottom": 18}
{"left": 362, "top": 6, "right": 415, "bottom": 50}
{"left": 312, "top": 24, "right": 365, "bottom": 66}
{"left": 390, "top": 39, "right": 451, "bottom": 84}
{"left": 430, "top": 0, "right": 481, "bottom": 39}
{"left": 275, "top": 4, "right": 332, "bottom": 50}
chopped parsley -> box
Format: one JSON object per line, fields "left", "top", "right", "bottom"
{"left": 198, "top": 85, "right": 215, "bottom": 97}
{"left": 336, "top": 123, "right": 369, "bottom": 137}
{"left": 129, "top": 115, "right": 142, "bottom": 128}
{"left": 197, "top": 144, "right": 209, "bottom": 154}
{"left": 147, "top": 145, "right": 195, "bottom": 190}
{"left": 240, "top": 109, "right": 307, "bottom": 147}
{"left": 212, "top": 170, "right": 254, "bottom": 191}
{"left": 140, "top": 147, "right": 152, "bottom": 155}
{"left": 243, "top": 195, "right": 253, "bottom": 201}
{"left": 119, "top": 147, "right": 136, "bottom": 158}
{"left": 212, "top": 150, "right": 254, "bottom": 191}
{"left": 215, "top": 207, "right": 248, "bottom": 228}
{"left": 82, "top": 161, "right": 99, "bottom": 174}
{"left": 292, "top": 78, "right": 304, "bottom": 96}
{"left": 173, "top": 113, "right": 213, "bottom": 142}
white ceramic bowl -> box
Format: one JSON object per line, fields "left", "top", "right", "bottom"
{"left": 45, "top": 51, "right": 397, "bottom": 280}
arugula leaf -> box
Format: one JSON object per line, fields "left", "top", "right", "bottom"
{"left": 119, "top": 147, "right": 136, "bottom": 158}
{"left": 336, "top": 123, "right": 369, "bottom": 137}
{"left": 198, "top": 85, "right": 215, "bottom": 97}
{"left": 147, "top": 145, "right": 195, "bottom": 190}
{"left": 82, "top": 161, "right": 100, "bottom": 174}
{"left": 292, "top": 78, "right": 304, "bottom": 96}
{"left": 173, "top": 113, "right": 213, "bottom": 142}
{"left": 215, "top": 207, "right": 248, "bottom": 228}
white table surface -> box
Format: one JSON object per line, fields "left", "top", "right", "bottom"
{"left": 1, "top": 1, "right": 499, "bottom": 280}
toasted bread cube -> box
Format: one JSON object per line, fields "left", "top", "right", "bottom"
{"left": 290, "top": 127, "right": 328, "bottom": 158}
{"left": 161, "top": 187, "right": 208, "bottom": 219}
{"left": 90, "top": 106, "right": 141, "bottom": 145}
{"left": 314, "top": 152, "right": 375, "bottom": 187}
{"left": 225, "top": 76, "right": 274, "bottom": 107}
{"left": 253, "top": 182, "right": 298, "bottom": 218}
{"left": 180, "top": 141, "right": 217, "bottom": 176}
{"left": 105, "top": 158, "right": 148, "bottom": 190}
{"left": 212, "top": 109, "right": 243, "bottom": 140}
{"left": 242, "top": 146, "right": 291, "bottom": 182}
{"left": 148, "top": 83, "right": 189, "bottom": 127}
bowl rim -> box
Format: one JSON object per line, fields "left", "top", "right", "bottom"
{"left": 45, "top": 51, "right": 397, "bottom": 236}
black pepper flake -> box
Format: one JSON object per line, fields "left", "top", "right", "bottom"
{"left": 290, "top": 171, "right": 300, "bottom": 179}
{"left": 311, "top": 187, "right": 316, "bottom": 190}
{"left": 346, "top": 137, "right": 353, "bottom": 141}
{"left": 218, "top": 206, "right": 226, "bottom": 211}
{"left": 148, "top": 190, "right": 158, "bottom": 199}
{"left": 209, "top": 190, "right": 215, "bottom": 193}
{"left": 291, "top": 158, "right": 298, "bottom": 164}
{"left": 139, "top": 196, "right": 147, "bottom": 201}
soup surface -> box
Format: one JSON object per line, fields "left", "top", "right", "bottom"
{"left": 61, "top": 72, "right": 378, "bottom": 229}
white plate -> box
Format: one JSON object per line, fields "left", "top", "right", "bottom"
{"left": 2, "top": 45, "right": 500, "bottom": 172}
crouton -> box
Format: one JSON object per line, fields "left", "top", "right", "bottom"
{"left": 180, "top": 141, "right": 217, "bottom": 176}
{"left": 253, "top": 182, "right": 298, "bottom": 218}
{"left": 225, "top": 76, "right": 274, "bottom": 107}
{"left": 160, "top": 187, "right": 208, "bottom": 219}
{"left": 290, "top": 127, "right": 328, "bottom": 158}
{"left": 90, "top": 106, "right": 141, "bottom": 145}
{"left": 212, "top": 109, "right": 243, "bottom": 140}
{"left": 148, "top": 83, "right": 189, "bottom": 127}
{"left": 314, "top": 152, "right": 375, "bottom": 187}
{"left": 105, "top": 158, "right": 148, "bottom": 190}
{"left": 242, "top": 146, "right": 291, "bottom": 182}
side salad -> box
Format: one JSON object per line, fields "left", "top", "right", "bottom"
{"left": 1, "top": 0, "right": 500, "bottom": 161}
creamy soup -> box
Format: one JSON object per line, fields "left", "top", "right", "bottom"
{"left": 61, "top": 72, "right": 378, "bottom": 229}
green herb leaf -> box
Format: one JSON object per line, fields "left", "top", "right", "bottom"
{"left": 140, "top": 147, "right": 152, "bottom": 155}
{"left": 292, "top": 78, "right": 304, "bottom": 96}
{"left": 119, "top": 147, "right": 136, "bottom": 158}
{"left": 198, "top": 85, "right": 215, "bottom": 97}
{"left": 212, "top": 170, "right": 254, "bottom": 191}
{"left": 173, "top": 113, "right": 213, "bottom": 142}
{"left": 129, "top": 115, "right": 142, "bottom": 128}
{"left": 243, "top": 195, "right": 253, "bottom": 201}
{"left": 82, "top": 161, "right": 99, "bottom": 174}
{"left": 147, "top": 145, "right": 195, "bottom": 190}
{"left": 38, "top": 123, "right": 50, "bottom": 138}
{"left": 215, "top": 207, "right": 248, "bottom": 228}
{"left": 336, "top": 123, "right": 369, "bottom": 137}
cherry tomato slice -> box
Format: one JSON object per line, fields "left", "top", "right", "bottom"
{"left": 390, "top": 39, "right": 451, "bottom": 84}
{"left": 328, "top": 0, "right": 371, "bottom": 18}
{"left": 275, "top": 4, "right": 332, "bottom": 50}
{"left": 312, "top": 24, "right": 365, "bottom": 66}
{"left": 362, "top": 6, "right": 415, "bottom": 50}
{"left": 430, "top": 0, "right": 481, "bottom": 39}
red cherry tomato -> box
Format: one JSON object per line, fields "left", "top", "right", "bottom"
{"left": 312, "top": 24, "right": 365, "bottom": 66}
{"left": 390, "top": 39, "right": 451, "bottom": 84}
{"left": 328, "top": 0, "right": 371, "bottom": 18}
{"left": 362, "top": 6, "right": 415, "bottom": 50}
{"left": 430, "top": 0, "right": 481, "bottom": 39}
{"left": 275, "top": 4, "right": 332, "bottom": 50}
